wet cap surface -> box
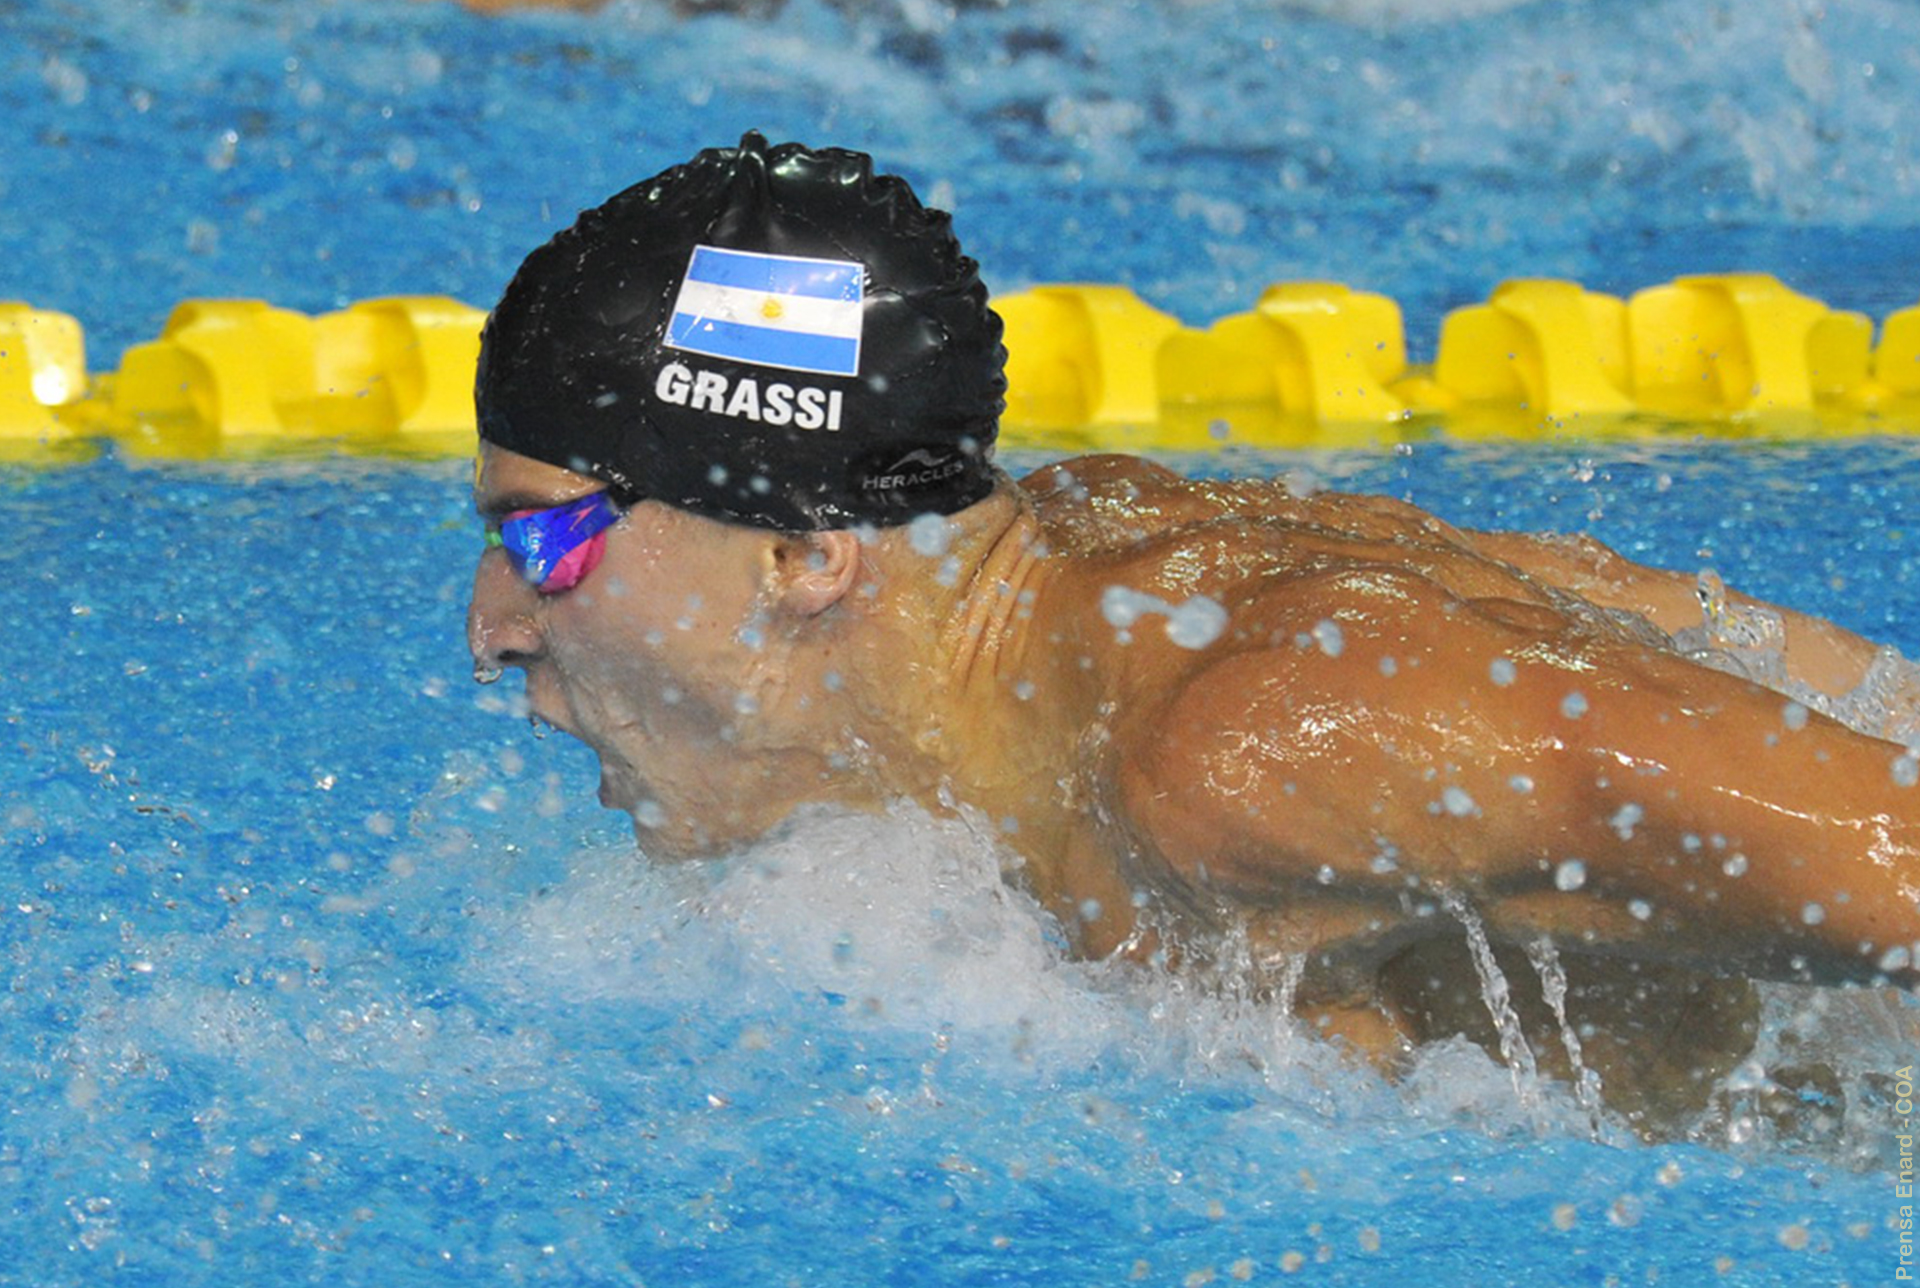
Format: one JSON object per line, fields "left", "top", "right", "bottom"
{"left": 476, "top": 132, "right": 1006, "bottom": 531}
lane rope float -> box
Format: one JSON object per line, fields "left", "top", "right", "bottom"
{"left": 4, "top": 274, "right": 1918, "bottom": 462}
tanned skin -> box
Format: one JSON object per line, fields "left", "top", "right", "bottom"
{"left": 472, "top": 445, "right": 1918, "bottom": 1124}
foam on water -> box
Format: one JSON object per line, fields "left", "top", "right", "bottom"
{"left": 475, "top": 804, "right": 1117, "bottom": 1050}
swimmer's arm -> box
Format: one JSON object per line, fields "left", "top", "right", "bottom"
{"left": 1466, "top": 529, "right": 1880, "bottom": 698}
{"left": 1116, "top": 579, "right": 1920, "bottom": 986}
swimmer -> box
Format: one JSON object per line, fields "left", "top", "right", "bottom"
{"left": 468, "top": 134, "right": 1918, "bottom": 1119}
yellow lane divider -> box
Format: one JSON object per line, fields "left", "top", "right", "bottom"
{"left": 4, "top": 275, "right": 1919, "bottom": 462}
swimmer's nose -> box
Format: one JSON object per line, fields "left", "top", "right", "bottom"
{"left": 468, "top": 547, "right": 545, "bottom": 680}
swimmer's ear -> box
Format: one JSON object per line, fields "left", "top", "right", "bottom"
{"left": 772, "top": 530, "right": 862, "bottom": 618}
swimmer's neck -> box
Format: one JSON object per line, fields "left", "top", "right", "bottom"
{"left": 934, "top": 489, "right": 1053, "bottom": 699}
{"left": 835, "top": 486, "right": 1068, "bottom": 788}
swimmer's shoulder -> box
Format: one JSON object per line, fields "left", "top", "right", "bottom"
{"left": 1017, "top": 452, "right": 1474, "bottom": 554}
{"left": 1017, "top": 454, "right": 1184, "bottom": 509}
{"left": 1017, "top": 453, "right": 1292, "bottom": 546}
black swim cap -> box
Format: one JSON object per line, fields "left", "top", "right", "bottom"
{"left": 476, "top": 132, "right": 1006, "bottom": 531}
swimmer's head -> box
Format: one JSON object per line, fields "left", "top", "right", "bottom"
{"left": 475, "top": 132, "right": 1006, "bottom": 532}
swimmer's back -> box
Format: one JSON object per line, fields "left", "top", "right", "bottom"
{"left": 1017, "top": 453, "right": 1566, "bottom": 618}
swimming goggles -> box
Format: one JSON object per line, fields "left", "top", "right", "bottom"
{"left": 484, "top": 491, "right": 624, "bottom": 594}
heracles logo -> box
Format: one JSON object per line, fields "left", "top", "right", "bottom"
{"left": 859, "top": 447, "right": 967, "bottom": 492}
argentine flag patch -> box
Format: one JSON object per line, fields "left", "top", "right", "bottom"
{"left": 666, "top": 245, "right": 865, "bottom": 377}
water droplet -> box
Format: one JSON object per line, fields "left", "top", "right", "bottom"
{"left": 1554, "top": 859, "right": 1587, "bottom": 891}
{"left": 1560, "top": 691, "right": 1588, "bottom": 719}
{"left": 1722, "top": 852, "right": 1749, "bottom": 877}
{"left": 1489, "top": 657, "right": 1516, "bottom": 686}
{"left": 908, "top": 512, "right": 954, "bottom": 557}
{"left": 1166, "top": 596, "right": 1228, "bottom": 650}
{"left": 1627, "top": 899, "right": 1652, "bottom": 921}
{"left": 1800, "top": 902, "right": 1825, "bottom": 926}
{"left": 1893, "top": 753, "right": 1919, "bottom": 787}
{"left": 41, "top": 55, "right": 89, "bottom": 106}
{"left": 1781, "top": 700, "right": 1809, "bottom": 731}
{"left": 1441, "top": 786, "right": 1477, "bottom": 817}
{"left": 1609, "top": 802, "right": 1643, "bottom": 840}
{"left": 1311, "top": 619, "right": 1344, "bottom": 657}
{"left": 1101, "top": 584, "right": 1153, "bottom": 630}
{"left": 205, "top": 127, "right": 239, "bottom": 171}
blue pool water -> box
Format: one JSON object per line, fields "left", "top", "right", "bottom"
{"left": 5, "top": 1, "right": 1920, "bottom": 1284}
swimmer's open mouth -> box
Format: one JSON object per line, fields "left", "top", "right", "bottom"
{"left": 526, "top": 702, "right": 577, "bottom": 740}
{"left": 595, "top": 760, "right": 637, "bottom": 810}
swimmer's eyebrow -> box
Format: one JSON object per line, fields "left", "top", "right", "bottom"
{"left": 473, "top": 485, "right": 604, "bottom": 521}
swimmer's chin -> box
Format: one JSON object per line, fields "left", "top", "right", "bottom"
{"left": 621, "top": 806, "right": 720, "bottom": 861}
{"left": 598, "top": 770, "right": 715, "bottom": 859}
